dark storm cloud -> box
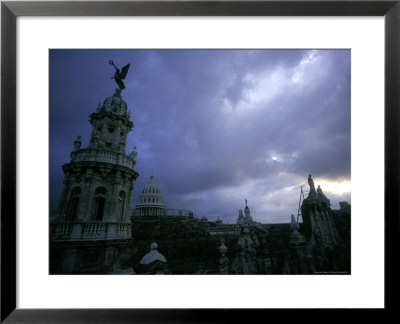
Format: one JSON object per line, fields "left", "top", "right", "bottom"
{"left": 50, "top": 49, "right": 351, "bottom": 222}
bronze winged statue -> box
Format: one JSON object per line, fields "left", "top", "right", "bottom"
{"left": 109, "top": 60, "right": 130, "bottom": 90}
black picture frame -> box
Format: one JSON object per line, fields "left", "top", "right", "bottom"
{"left": 1, "top": 0, "right": 399, "bottom": 322}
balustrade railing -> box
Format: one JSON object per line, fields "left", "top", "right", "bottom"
{"left": 116, "top": 223, "right": 130, "bottom": 232}
{"left": 131, "top": 208, "right": 196, "bottom": 218}
{"left": 53, "top": 223, "right": 73, "bottom": 238}
{"left": 82, "top": 222, "right": 106, "bottom": 236}
{"left": 70, "top": 149, "right": 135, "bottom": 168}
{"left": 50, "top": 221, "right": 131, "bottom": 241}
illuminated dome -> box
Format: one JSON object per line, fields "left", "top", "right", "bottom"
{"left": 141, "top": 177, "right": 161, "bottom": 194}
{"left": 134, "top": 176, "right": 165, "bottom": 217}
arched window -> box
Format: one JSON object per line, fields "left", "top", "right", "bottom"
{"left": 66, "top": 187, "right": 81, "bottom": 221}
{"left": 91, "top": 187, "right": 106, "bottom": 221}
{"left": 117, "top": 191, "right": 126, "bottom": 221}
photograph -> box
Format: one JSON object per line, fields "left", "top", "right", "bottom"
{"left": 49, "top": 49, "right": 351, "bottom": 275}
{"left": 2, "top": 0, "right": 397, "bottom": 320}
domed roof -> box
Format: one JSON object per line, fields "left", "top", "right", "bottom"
{"left": 103, "top": 88, "right": 127, "bottom": 113}
{"left": 141, "top": 176, "right": 161, "bottom": 194}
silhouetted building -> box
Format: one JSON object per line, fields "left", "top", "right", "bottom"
{"left": 50, "top": 88, "right": 139, "bottom": 274}
{"left": 130, "top": 175, "right": 350, "bottom": 274}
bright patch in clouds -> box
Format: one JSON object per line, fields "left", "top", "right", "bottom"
{"left": 246, "top": 67, "right": 286, "bottom": 104}
{"left": 316, "top": 179, "right": 351, "bottom": 196}
{"left": 291, "top": 50, "right": 320, "bottom": 84}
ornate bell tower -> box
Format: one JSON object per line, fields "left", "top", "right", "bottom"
{"left": 50, "top": 61, "right": 139, "bottom": 274}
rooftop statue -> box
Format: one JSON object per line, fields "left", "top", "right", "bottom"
{"left": 308, "top": 174, "right": 316, "bottom": 194}
{"left": 109, "top": 60, "right": 130, "bottom": 90}
{"left": 317, "top": 185, "right": 330, "bottom": 206}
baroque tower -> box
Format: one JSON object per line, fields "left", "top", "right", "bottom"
{"left": 50, "top": 62, "right": 139, "bottom": 274}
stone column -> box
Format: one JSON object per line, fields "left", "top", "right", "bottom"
{"left": 77, "top": 173, "right": 93, "bottom": 221}
{"left": 83, "top": 178, "right": 98, "bottom": 221}
{"left": 123, "top": 181, "right": 133, "bottom": 223}
{"left": 113, "top": 125, "right": 121, "bottom": 149}
{"left": 56, "top": 178, "right": 70, "bottom": 219}
{"left": 105, "top": 179, "right": 121, "bottom": 222}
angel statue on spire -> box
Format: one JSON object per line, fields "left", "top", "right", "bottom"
{"left": 109, "top": 60, "right": 130, "bottom": 90}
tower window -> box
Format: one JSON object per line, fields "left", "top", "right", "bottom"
{"left": 92, "top": 187, "right": 107, "bottom": 221}
{"left": 66, "top": 187, "right": 81, "bottom": 221}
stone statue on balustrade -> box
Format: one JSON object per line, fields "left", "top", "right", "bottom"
{"left": 308, "top": 174, "right": 316, "bottom": 195}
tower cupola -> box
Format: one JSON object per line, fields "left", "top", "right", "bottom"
{"left": 88, "top": 88, "right": 133, "bottom": 152}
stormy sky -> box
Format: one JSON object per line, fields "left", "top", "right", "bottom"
{"left": 50, "top": 49, "right": 351, "bottom": 224}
